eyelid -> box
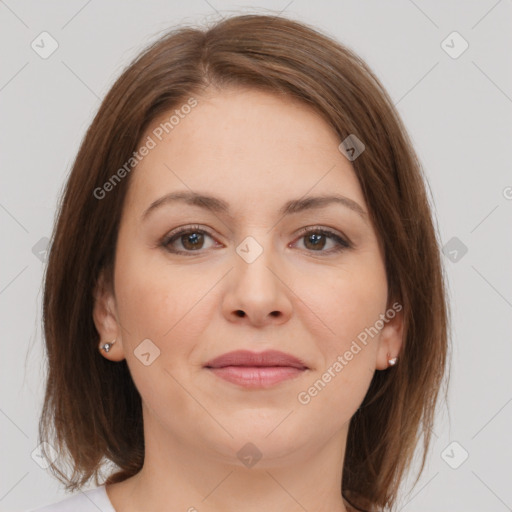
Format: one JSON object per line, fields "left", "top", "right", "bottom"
{"left": 163, "top": 224, "right": 212, "bottom": 240}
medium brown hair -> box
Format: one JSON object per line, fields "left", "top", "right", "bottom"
{"left": 39, "top": 14, "right": 449, "bottom": 511}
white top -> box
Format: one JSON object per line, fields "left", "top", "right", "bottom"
{"left": 27, "top": 485, "right": 116, "bottom": 512}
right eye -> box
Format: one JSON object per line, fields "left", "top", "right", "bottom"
{"left": 161, "top": 225, "right": 220, "bottom": 255}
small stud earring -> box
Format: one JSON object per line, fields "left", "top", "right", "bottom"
{"left": 101, "top": 338, "right": 117, "bottom": 353}
{"left": 388, "top": 355, "right": 397, "bottom": 366}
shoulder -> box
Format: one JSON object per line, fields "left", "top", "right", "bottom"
{"left": 26, "top": 486, "right": 115, "bottom": 512}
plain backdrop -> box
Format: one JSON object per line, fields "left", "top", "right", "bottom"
{"left": 1, "top": 1, "right": 511, "bottom": 511}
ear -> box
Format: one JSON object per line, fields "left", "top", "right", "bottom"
{"left": 375, "top": 302, "right": 404, "bottom": 371}
{"left": 93, "top": 270, "right": 125, "bottom": 362}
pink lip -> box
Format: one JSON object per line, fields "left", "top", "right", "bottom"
{"left": 204, "top": 350, "right": 308, "bottom": 389}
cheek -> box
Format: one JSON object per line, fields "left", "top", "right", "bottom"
{"left": 290, "top": 256, "right": 387, "bottom": 412}
{"left": 294, "top": 257, "right": 388, "bottom": 351}
{"left": 112, "top": 252, "right": 216, "bottom": 414}
{"left": 113, "top": 248, "right": 214, "bottom": 359}
{"left": 295, "top": 358, "right": 375, "bottom": 448}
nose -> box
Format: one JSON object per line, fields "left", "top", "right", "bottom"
{"left": 221, "top": 240, "right": 293, "bottom": 327}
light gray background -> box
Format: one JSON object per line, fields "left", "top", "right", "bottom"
{"left": 1, "top": 1, "right": 511, "bottom": 511}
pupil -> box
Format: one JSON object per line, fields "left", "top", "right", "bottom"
{"left": 183, "top": 232, "right": 203, "bottom": 250}
{"left": 306, "top": 233, "right": 325, "bottom": 250}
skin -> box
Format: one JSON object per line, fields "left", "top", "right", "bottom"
{"left": 93, "top": 87, "right": 403, "bottom": 512}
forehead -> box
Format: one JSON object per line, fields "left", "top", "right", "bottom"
{"left": 123, "top": 88, "right": 366, "bottom": 218}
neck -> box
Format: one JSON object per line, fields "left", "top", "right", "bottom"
{"left": 106, "top": 406, "right": 351, "bottom": 512}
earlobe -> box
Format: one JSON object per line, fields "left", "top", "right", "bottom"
{"left": 375, "top": 306, "right": 404, "bottom": 371}
{"left": 93, "top": 272, "right": 125, "bottom": 361}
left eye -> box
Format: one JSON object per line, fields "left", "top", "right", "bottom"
{"left": 293, "top": 227, "right": 351, "bottom": 253}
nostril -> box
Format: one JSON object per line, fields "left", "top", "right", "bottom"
{"left": 235, "top": 310, "right": 245, "bottom": 317}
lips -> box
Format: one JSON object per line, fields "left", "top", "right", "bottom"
{"left": 204, "top": 350, "right": 309, "bottom": 388}
{"left": 204, "top": 349, "right": 308, "bottom": 370}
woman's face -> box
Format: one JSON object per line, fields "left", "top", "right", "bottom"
{"left": 95, "top": 87, "right": 403, "bottom": 466}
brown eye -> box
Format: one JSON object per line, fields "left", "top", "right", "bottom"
{"left": 303, "top": 232, "right": 327, "bottom": 251}
{"left": 161, "top": 226, "right": 218, "bottom": 254}
{"left": 179, "top": 231, "right": 205, "bottom": 251}
{"left": 294, "top": 227, "right": 351, "bottom": 254}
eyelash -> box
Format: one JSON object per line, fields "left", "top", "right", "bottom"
{"left": 160, "top": 224, "right": 352, "bottom": 256}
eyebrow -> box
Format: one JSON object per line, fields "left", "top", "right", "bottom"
{"left": 142, "top": 191, "right": 368, "bottom": 223}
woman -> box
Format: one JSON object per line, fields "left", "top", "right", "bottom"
{"left": 31, "top": 13, "right": 449, "bottom": 512}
